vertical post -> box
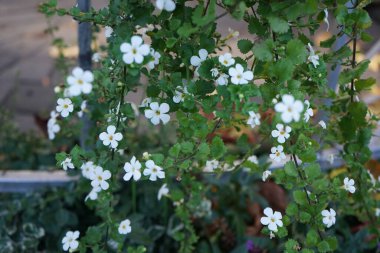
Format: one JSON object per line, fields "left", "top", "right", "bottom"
{"left": 77, "top": 0, "right": 92, "bottom": 149}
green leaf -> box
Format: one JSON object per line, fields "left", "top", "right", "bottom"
{"left": 355, "top": 78, "right": 376, "bottom": 91}
{"left": 299, "top": 211, "right": 311, "bottom": 223}
{"left": 285, "top": 239, "right": 299, "bottom": 251}
{"left": 210, "top": 136, "right": 226, "bottom": 159}
{"left": 181, "top": 141, "right": 194, "bottom": 154}
{"left": 304, "top": 163, "right": 321, "bottom": 180}
{"left": 177, "top": 23, "right": 198, "bottom": 38}
{"left": 252, "top": 39, "right": 273, "bottom": 61}
{"left": 269, "top": 59, "right": 294, "bottom": 83}
{"left": 166, "top": 38, "right": 177, "bottom": 48}
{"left": 169, "top": 143, "right": 181, "bottom": 158}
{"left": 194, "top": 80, "right": 215, "bottom": 97}
{"left": 320, "top": 35, "right": 336, "bottom": 48}
{"left": 293, "top": 190, "right": 308, "bottom": 206}
{"left": 192, "top": 0, "right": 216, "bottom": 26}
{"left": 284, "top": 161, "right": 298, "bottom": 177}
{"left": 198, "top": 59, "right": 214, "bottom": 79}
{"left": 286, "top": 203, "right": 298, "bottom": 216}
{"left": 317, "top": 241, "right": 330, "bottom": 252}
{"left": 237, "top": 39, "right": 253, "bottom": 54}
{"left": 286, "top": 39, "right": 307, "bottom": 65}
{"left": 248, "top": 17, "right": 266, "bottom": 36}
{"left": 306, "top": 229, "right": 318, "bottom": 246}
{"left": 55, "top": 152, "right": 67, "bottom": 167}
{"left": 196, "top": 143, "right": 210, "bottom": 161}
{"left": 267, "top": 16, "right": 289, "bottom": 34}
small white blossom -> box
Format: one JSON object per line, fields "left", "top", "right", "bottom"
{"left": 123, "top": 156, "right": 142, "bottom": 181}
{"left": 47, "top": 116, "right": 60, "bottom": 140}
{"left": 204, "top": 160, "right": 219, "bottom": 172}
{"left": 140, "top": 97, "right": 152, "bottom": 107}
{"left": 77, "top": 100, "right": 87, "bottom": 118}
{"left": 155, "top": 0, "right": 176, "bottom": 12}
{"left": 262, "top": 170, "right": 272, "bottom": 181}
{"left": 62, "top": 231, "right": 80, "bottom": 252}
{"left": 270, "top": 145, "right": 286, "bottom": 162}
{"left": 144, "top": 102, "right": 171, "bottom": 125}
{"left": 147, "top": 48, "right": 161, "bottom": 70}
{"left": 248, "top": 155, "right": 259, "bottom": 165}
{"left": 104, "top": 26, "right": 113, "bottom": 38}
{"left": 120, "top": 36, "right": 150, "bottom": 64}
{"left": 99, "top": 125, "right": 123, "bottom": 149}
{"left": 143, "top": 152, "right": 151, "bottom": 160}
{"left": 247, "top": 111, "right": 261, "bottom": 128}
{"left": 343, "top": 177, "right": 356, "bottom": 193}
{"left": 216, "top": 73, "right": 229, "bottom": 85}
{"left": 274, "top": 95, "right": 304, "bottom": 123}
{"left": 173, "top": 87, "right": 188, "bottom": 103}
{"left": 228, "top": 64, "right": 253, "bottom": 85}
{"left": 260, "top": 207, "right": 283, "bottom": 232}
{"left": 271, "top": 124, "right": 291, "bottom": 144}
{"left": 66, "top": 67, "right": 93, "bottom": 96}
{"left": 90, "top": 166, "right": 111, "bottom": 190}
{"left": 376, "top": 208, "right": 380, "bottom": 217}
{"left": 144, "top": 160, "right": 165, "bottom": 181}
{"left": 92, "top": 52, "right": 101, "bottom": 62}
{"left": 85, "top": 186, "right": 101, "bottom": 201}
{"left": 158, "top": 183, "right": 169, "bottom": 200}
{"left": 56, "top": 98, "right": 74, "bottom": 118}
{"left": 218, "top": 53, "right": 235, "bottom": 67}
{"left": 321, "top": 208, "right": 336, "bottom": 228}
{"left": 210, "top": 68, "right": 219, "bottom": 77}
{"left": 61, "top": 158, "right": 74, "bottom": 170}
{"left": 270, "top": 231, "right": 275, "bottom": 239}
{"left": 118, "top": 219, "right": 132, "bottom": 235}
{"left": 304, "top": 100, "right": 313, "bottom": 122}
{"left": 324, "top": 9, "right": 329, "bottom": 31}
{"left": 190, "top": 49, "right": 208, "bottom": 68}
{"left": 328, "top": 154, "right": 335, "bottom": 165}
{"left": 80, "top": 161, "right": 95, "bottom": 179}
{"left": 307, "top": 43, "right": 320, "bottom": 68}
{"left": 318, "top": 120, "right": 327, "bottom": 129}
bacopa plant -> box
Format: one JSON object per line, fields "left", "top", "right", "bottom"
{"left": 39, "top": 0, "right": 380, "bottom": 252}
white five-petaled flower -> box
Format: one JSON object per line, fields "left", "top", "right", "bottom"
{"left": 66, "top": 67, "right": 94, "bottom": 96}
{"left": 271, "top": 124, "right": 291, "bottom": 144}
{"left": 123, "top": 156, "right": 142, "bottom": 181}
{"left": 216, "top": 73, "right": 229, "bottom": 86}
{"left": 304, "top": 100, "right": 313, "bottom": 122}
{"left": 247, "top": 111, "right": 261, "bottom": 128}
{"left": 85, "top": 186, "right": 101, "bottom": 201}
{"left": 104, "top": 26, "right": 113, "bottom": 38}
{"left": 307, "top": 43, "right": 320, "bottom": 68}
{"left": 190, "top": 49, "right": 208, "bottom": 68}
{"left": 56, "top": 98, "right": 74, "bottom": 118}
{"left": 77, "top": 100, "right": 87, "bottom": 118}
{"left": 204, "top": 160, "right": 219, "bottom": 172}
{"left": 90, "top": 166, "right": 111, "bottom": 190}
{"left": 173, "top": 87, "right": 188, "bottom": 103}
{"left": 47, "top": 113, "right": 60, "bottom": 140}
{"left": 321, "top": 208, "right": 336, "bottom": 228}
{"left": 99, "top": 125, "right": 123, "bottom": 149}
{"left": 61, "top": 158, "right": 74, "bottom": 170}
{"left": 260, "top": 207, "right": 283, "bottom": 232}
{"left": 343, "top": 177, "right": 356, "bottom": 193}
{"left": 324, "top": 9, "right": 329, "bottom": 32}
{"left": 218, "top": 53, "right": 235, "bottom": 67}
{"left": 62, "top": 231, "right": 80, "bottom": 252}
{"left": 144, "top": 160, "right": 165, "bottom": 181}
{"left": 210, "top": 68, "right": 219, "bottom": 77}
{"left": 147, "top": 48, "right": 161, "bottom": 70}
{"left": 120, "top": 36, "right": 150, "bottom": 64}
{"left": 262, "top": 170, "right": 272, "bottom": 182}
{"left": 157, "top": 183, "right": 169, "bottom": 200}
{"left": 144, "top": 102, "right": 171, "bottom": 125}
{"left": 270, "top": 145, "right": 286, "bottom": 162}
{"left": 155, "top": 0, "right": 176, "bottom": 12}
{"left": 274, "top": 95, "right": 304, "bottom": 123}
{"left": 228, "top": 64, "right": 253, "bottom": 85}
{"left": 80, "top": 161, "right": 95, "bottom": 179}
{"left": 118, "top": 219, "right": 132, "bottom": 235}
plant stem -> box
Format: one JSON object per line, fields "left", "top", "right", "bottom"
{"left": 132, "top": 180, "right": 137, "bottom": 213}
{"left": 350, "top": 26, "right": 357, "bottom": 103}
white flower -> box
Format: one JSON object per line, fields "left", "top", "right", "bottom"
{"left": 144, "top": 102, "right": 170, "bottom": 125}
{"left": 260, "top": 207, "right": 283, "bottom": 232}
{"left": 376, "top": 208, "right": 380, "bottom": 217}
{"left": 143, "top": 160, "right": 165, "bottom": 181}
{"left": 321, "top": 208, "right": 336, "bottom": 228}
{"left": 173, "top": 86, "right": 188, "bottom": 103}
{"left": 324, "top": 9, "right": 329, "bottom": 31}
{"left": 307, "top": 43, "right": 319, "bottom": 68}
{"left": 218, "top": 53, "right": 235, "bottom": 67}
{"left": 104, "top": 26, "right": 113, "bottom": 38}
{"left": 85, "top": 186, "right": 101, "bottom": 201}
{"left": 123, "top": 156, "right": 142, "bottom": 181}
{"left": 143, "top": 152, "right": 151, "bottom": 160}
{"left": 216, "top": 73, "right": 229, "bottom": 85}
{"left": 318, "top": 120, "right": 327, "bottom": 129}
{"left": 90, "top": 166, "right": 111, "bottom": 190}
{"left": 271, "top": 124, "right": 291, "bottom": 144}
{"left": 270, "top": 145, "right": 286, "bottom": 162}
{"left": 269, "top": 231, "right": 275, "bottom": 239}
{"left": 61, "top": 158, "right": 74, "bottom": 170}
{"left": 262, "top": 170, "right": 272, "bottom": 182}
{"left": 99, "top": 125, "right": 123, "bottom": 149}
{"left": 210, "top": 68, "right": 219, "bottom": 77}
{"left": 328, "top": 154, "right": 335, "bottom": 165}
{"left": 80, "top": 161, "right": 95, "bottom": 179}
{"left": 77, "top": 100, "right": 87, "bottom": 118}
{"left": 147, "top": 48, "right": 161, "bottom": 70}
{"left": 92, "top": 52, "right": 101, "bottom": 62}
{"left": 304, "top": 100, "right": 313, "bottom": 122}
{"left": 343, "top": 177, "right": 356, "bottom": 193}
{"left": 66, "top": 67, "right": 94, "bottom": 96}
{"left": 140, "top": 97, "right": 152, "bottom": 107}
{"left": 247, "top": 155, "right": 259, "bottom": 165}
{"left": 156, "top": 0, "right": 176, "bottom": 12}
{"left": 120, "top": 36, "right": 150, "bottom": 64}
{"left": 274, "top": 95, "right": 304, "bottom": 123}
{"left": 118, "top": 219, "right": 132, "bottom": 235}
{"left": 56, "top": 98, "right": 74, "bottom": 118}
{"left": 47, "top": 118, "right": 60, "bottom": 140}
{"left": 62, "top": 231, "right": 80, "bottom": 252}
{"left": 204, "top": 160, "right": 219, "bottom": 172}
{"left": 247, "top": 111, "right": 261, "bottom": 128}
{"left": 228, "top": 64, "right": 253, "bottom": 85}
{"left": 190, "top": 49, "right": 208, "bottom": 68}
{"left": 158, "top": 183, "right": 169, "bottom": 200}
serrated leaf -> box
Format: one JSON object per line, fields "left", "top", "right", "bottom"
{"left": 284, "top": 161, "right": 298, "bottom": 177}
{"left": 269, "top": 59, "right": 294, "bottom": 83}
{"left": 267, "top": 16, "right": 289, "bottom": 33}
{"left": 304, "top": 163, "right": 321, "bottom": 180}
{"left": 252, "top": 39, "right": 273, "bottom": 61}
{"left": 293, "top": 190, "right": 308, "bottom": 206}
{"left": 286, "top": 39, "right": 307, "bottom": 64}
{"left": 237, "top": 39, "right": 253, "bottom": 54}
{"left": 197, "top": 59, "right": 214, "bottom": 79}
{"left": 210, "top": 136, "right": 226, "bottom": 159}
